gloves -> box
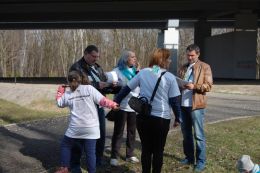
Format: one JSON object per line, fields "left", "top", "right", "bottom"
{"left": 56, "top": 85, "right": 65, "bottom": 100}
{"left": 99, "top": 97, "right": 119, "bottom": 109}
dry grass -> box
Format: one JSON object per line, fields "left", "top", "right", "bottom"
{"left": 83, "top": 117, "right": 260, "bottom": 173}
{"left": 0, "top": 98, "right": 68, "bottom": 125}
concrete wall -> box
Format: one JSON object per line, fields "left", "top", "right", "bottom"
{"left": 204, "top": 31, "right": 257, "bottom": 79}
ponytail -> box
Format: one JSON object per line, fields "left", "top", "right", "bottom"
{"left": 68, "top": 71, "right": 82, "bottom": 91}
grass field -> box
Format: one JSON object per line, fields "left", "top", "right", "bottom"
{"left": 1, "top": 97, "right": 260, "bottom": 172}
{"left": 0, "top": 98, "right": 68, "bottom": 125}
{"left": 86, "top": 117, "right": 260, "bottom": 173}
{"left": 48, "top": 117, "right": 260, "bottom": 173}
{"left": 1, "top": 82, "right": 259, "bottom": 172}
{"left": 0, "top": 93, "right": 113, "bottom": 126}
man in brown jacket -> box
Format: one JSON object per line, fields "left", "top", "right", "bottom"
{"left": 178, "top": 44, "right": 213, "bottom": 172}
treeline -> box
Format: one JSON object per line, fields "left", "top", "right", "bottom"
{"left": 0, "top": 29, "right": 158, "bottom": 77}
{"left": 1, "top": 28, "right": 258, "bottom": 78}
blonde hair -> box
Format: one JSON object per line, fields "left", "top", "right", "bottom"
{"left": 149, "top": 48, "right": 171, "bottom": 68}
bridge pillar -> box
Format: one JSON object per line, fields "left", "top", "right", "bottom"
{"left": 194, "top": 19, "right": 211, "bottom": 61}
{"left": 157, "top": 30, "right": 165, "bottom": 48}
{"left": 234, "top": 11, "right": 258, "bottom": 79}
{"left": 204, "top": 11, "right": 258, "bottom": 79}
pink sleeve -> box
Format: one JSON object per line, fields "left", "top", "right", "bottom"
{"left": 99, "top": 97, "right": 117, "bottom": 109}
{"left": 56, "top": 85, "right": 65, "bottom": 100}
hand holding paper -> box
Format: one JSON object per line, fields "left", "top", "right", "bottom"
{"left": 105, "top": 71, "right": 118, "bottom": 84}
{"left": 175, "top": 76, "right": 190, "bottom": 88}
{"left": 185, "top": 83, "right": 195, "bottom": 90}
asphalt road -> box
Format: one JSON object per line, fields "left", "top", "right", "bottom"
{"left": 0, "top": 92, "right": 260, "bottom": 173}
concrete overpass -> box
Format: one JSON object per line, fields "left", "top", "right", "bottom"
{"left": 0, "top": 0, "right": 260, "bottom": 79}
{"left": 0, "top": 0, "right": 259, "bottom": 29}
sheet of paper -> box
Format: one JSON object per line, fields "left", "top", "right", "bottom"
{"left": 175, "top": 76, "right": 190, "bottom": 88}
{"left": 105, "top": 71, "right": 118, "bottom": 83}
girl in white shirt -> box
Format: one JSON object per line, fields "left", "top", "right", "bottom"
{"left": 55, "top": 71, "right": 118, "bottom": 173}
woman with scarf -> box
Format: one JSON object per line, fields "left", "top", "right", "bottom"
{"left": 110, "top": 50, "right": 140, "bottom": 166}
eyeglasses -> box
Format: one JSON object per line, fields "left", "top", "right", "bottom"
{"left": 89, "top": 54, "right": 99, "bottom": 58}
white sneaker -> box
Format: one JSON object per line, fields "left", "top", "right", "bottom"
{"left": 126, "top": 156, "right": 139, "bottom": 163}
{"left": 110, "top": 158, "right": 118, "bottom": 166}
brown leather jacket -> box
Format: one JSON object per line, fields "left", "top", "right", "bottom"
{"left": 178, "top": 60, "right": 213, "bottom": 110}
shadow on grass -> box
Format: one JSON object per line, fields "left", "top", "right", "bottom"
{"left": 0, "top": 117, "right": 143, "bottom": 173}
{"left": 0, "top": 126, "right": 61, "bottom": 172}
{"left": 163, "top": 151, "right": 182, "bottom": 162}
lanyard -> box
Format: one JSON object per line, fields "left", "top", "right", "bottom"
{"left": 184, "top": 66, "right": 193, "bottom": 82}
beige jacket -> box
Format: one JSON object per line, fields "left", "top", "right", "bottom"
{"left": 179, "top": 60, "right": 213, "bottom": 110}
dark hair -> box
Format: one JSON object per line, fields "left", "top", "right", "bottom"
{"left": 84, "top": 45, "right": 99, "bottom": 54}
{"left": 186, "top": 44, "right": 200, "bottom": 54}
{"left": 67, "top": 71, "right": 82, "bottom": 91}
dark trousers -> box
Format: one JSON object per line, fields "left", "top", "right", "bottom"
{"left": 137, "top": 115, "right": 170, "bottom": 173}
{"left": 96, "top": 107, "right": 106, "bottom": 163}
{"left": 60, "top": 136, "right": 96, "bottom": 173}
{"left": 111, "top": 110, "right": 137, "bottom": 159}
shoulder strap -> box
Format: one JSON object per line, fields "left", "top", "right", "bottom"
{"left": 150, "top": 71, "right": 167, "bottom": 103}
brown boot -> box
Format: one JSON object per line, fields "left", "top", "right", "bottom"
{"left": 55, "top": 167, "right": 69, "bottom": 173}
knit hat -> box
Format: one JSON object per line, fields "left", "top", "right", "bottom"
{"left": 237, "top": 155, "right": 255, "bottom": 173}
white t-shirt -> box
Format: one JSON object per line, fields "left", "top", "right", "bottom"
{"left": 113, "top": 67, "right": 139, "bottom": 112}
{"left": 127, "top": 67, "right": 180, "bottom": 119}
{"left": 57, "top": 85, "right": 104, "bottom": 139}
{"left": 181, "top": 63, "right": 194, "bottom": 107}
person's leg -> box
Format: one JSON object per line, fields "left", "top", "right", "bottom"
{"left": 180, "top": 106, "right": 195, "bottom": 164}
{"left": 83, "top": 139, "right": 97, "bottom": 173}
{"left": 137, "top": 115, "right": 152, "bottom": 173}
{"left": 60, "top": 136, "right": 74, "bottom": 168}
{"left": 126, "top": 111, "right": 137, "bottom": 158}
{"left": 192, "top": 109, "right": 206, "bottom": 170}
{"left": 96, "top": 107, "right": 106, "bottom": 165}
{"left": 70, "top": 139, "right": 83, "bottom": 173}
{"left": 111, "top": 110, "right": 127, "bottom": 159}
{"left": 151, "top": 117, "right": 170, "bottom": 173}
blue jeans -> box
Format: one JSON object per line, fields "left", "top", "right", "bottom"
{"left": 70, "top": 107, "right": 106, "bottom": 170}
{"left": 60, "top": 136, "right": 96, "bottom": 173}
{"left": 180, "top": 107, "right": 206, "bottom": 166}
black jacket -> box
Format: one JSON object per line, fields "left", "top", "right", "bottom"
{"left": 69, "top": 57, "right": 121, "bottom": 95}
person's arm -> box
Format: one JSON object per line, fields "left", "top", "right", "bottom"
{"left": 95, "top": 64, "right": 110, "bottom": 92}
{"left": 169, "top": 96, "right": 182, "bottom": 127}
{"left": 114, "top": 85, "right": 131, "bottom": 104}
{"left": 87, "top": 85, "right": 119, "bottom": 109}
{"left": 99, "top": 97, "right": 119, "bottom": 109}
{"left": 193, "top": 64, "right": 213, "bottom": 93}
{"left": 56, "top": 85, "right": 68, "bottom": 108}
{"left": 114, "top": 70, "right": 140, "bottom": 104}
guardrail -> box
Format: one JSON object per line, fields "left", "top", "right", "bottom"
{"left": 0, "top": 77, "right": 67, "bottom": 84}
{"left": 0, "top": 77, "right": 259, "bottom": 85}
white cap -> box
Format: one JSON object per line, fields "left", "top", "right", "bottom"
{"left": 237, "top": 155, "right": 255, "bottom": 173}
